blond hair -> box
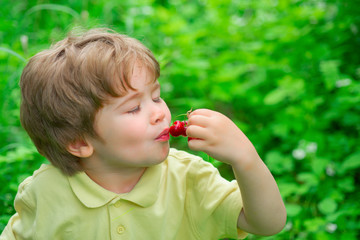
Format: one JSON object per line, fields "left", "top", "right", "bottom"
{"left": 20, "top": 28, "right": 160, "bottom": 175}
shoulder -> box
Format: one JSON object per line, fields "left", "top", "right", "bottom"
{"left": 166, "top": 148, "right": 207, "bottom": 174}
{"left": 19, "top": 164, "right": 66, "bottom": 190}
{"left": 168, "top": 148, "right": 220, "bottom": 171}
{"left": 168, "top": 148, "right": 203, "bottom": 164}
{"left": 166, "top": 149, "right": 238, "bottom": 197}
{"left": 15, "top": 164, "right": 69, "bottom": 207}
{"left": 166, "top": 148, "right": 222, "bottom": 182}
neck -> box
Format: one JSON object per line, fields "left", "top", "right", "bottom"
{"left": 82, "top": 164, "right": 147, "bottom": 194}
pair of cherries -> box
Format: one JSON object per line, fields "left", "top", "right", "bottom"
{"left": 169, "top": 120, "right": 188, "bottom": 137}
{"left": 169, "top": 120, "right": 197, "bottom": 141}
{"left": 169, "top": 110, "right": 197, "bottom": 141}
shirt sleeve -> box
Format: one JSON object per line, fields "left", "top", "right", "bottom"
{"left": 1, "top": 176, "right": 36, "bottom": 240}
{"left": 187, "top": 157, "right": 248, "bottom": 239}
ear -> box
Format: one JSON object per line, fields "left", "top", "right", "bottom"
{"left": 67, "top": 139, "right": 94, "bottom": 158}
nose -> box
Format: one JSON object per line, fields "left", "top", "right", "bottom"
{"left": 150, "top": 104, "right": 166, "bottom": 125}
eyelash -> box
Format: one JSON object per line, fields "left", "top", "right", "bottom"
{"left": 153, "top": 97, "right": 161, "bottom": 103}
{"left": 127, "top": 97, "right": 162, "bottom": 114}
{"left": 127, "top": 106, "right": 140, "bottom": 114}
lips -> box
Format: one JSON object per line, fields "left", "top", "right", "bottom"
{"left": 156, "top": 128, "right": 170, "bottom": 141}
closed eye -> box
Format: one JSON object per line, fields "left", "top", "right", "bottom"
{"left": 153, "top": 97, "right": 162, "bottom": 103}
{"left": 127, "top": 105, "right": 140, "bottom": 114}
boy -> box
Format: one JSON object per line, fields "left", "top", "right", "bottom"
{"left": 1, "top": 28, "right": 286, "bottom": 239}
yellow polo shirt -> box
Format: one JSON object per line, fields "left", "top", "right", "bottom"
{"left": 1, "top": 148, "right": 247, "bottom": 239}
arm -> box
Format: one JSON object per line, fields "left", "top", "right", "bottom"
{"left": 186, "top": 109, "right": 286, "bottom": 236}
{"left": 1, "top": 215, "right": 17, "bottom": 240}
{"left": 1, "top": 176, "right": 38, "bottom": 240}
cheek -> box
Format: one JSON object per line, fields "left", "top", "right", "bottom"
{"left": 117, "top": 118, "right": 148, "bottom": 144}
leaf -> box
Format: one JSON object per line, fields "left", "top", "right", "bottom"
{"left": 297, "top": 172, "right": 319, "bottom": 187}
{"left": 286, "top": 203, "right": 302, "bottom": 217}
{"left": 263, "top": 76, "right": 305, "bottom": 105}
{"left": 319, "top": 60, "right": 340, "bottom": 90}
{"left": 337, "top": 177, "right": 355, "bottom": 192}
{"left": 304, "top": 218, "right": 326, "bottom": 232}
{"left": 318, "top": 198, "right": 337, "bottom": 215}
{"left": 264, "top": 88, "right": 287, "bottom": 105}
{"left": 340, "top": 151, "right": 360, "bottom": 173}
{"left": 265, "top": 151, "right": 294, "bottom": 174}
{"left": 0, "top": 47, "right": 26, "bottom": 63}
{"left": 24, "top": 4, "right": 80, "bottom": 19}
{"left": 278, "top": 182, "right": 299, "bottom": 198}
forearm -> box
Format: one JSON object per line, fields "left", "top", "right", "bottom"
{"left": 186, "top": 109, "right": 286, "bottom": 235}
{"left": 233, "top": 153, "right": 286, "bottom": 235}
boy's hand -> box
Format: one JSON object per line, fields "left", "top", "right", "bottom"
{"left": 186, "top": 109, "right": 259, "bottom": 166}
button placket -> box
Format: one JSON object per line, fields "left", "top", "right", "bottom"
{"left": 109, "top": 199, "right": 129, "bottom": 238}
{"left": 117, "top": 225, "right": 125, "bottom": 234}
{"left": 114, "top": 201, "right": 121, "bottom": 208}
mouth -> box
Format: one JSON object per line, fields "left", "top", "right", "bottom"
{"left": 155, "top": 128, "right": 170, "bottom": 141}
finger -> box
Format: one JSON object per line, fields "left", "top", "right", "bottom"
{"left": 187, "top": 137, "right": 208, "bottom": 152}
{"left": 187, "top": 114, "right": 210, "bottom": 128}
{"left": 188, "top": 108, "right": 214, "bottom": 117}
{"left": 186, "top": 125, "right": 211, "bottom": 140}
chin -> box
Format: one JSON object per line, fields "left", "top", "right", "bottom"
{"left": 162, "top": 143, "right": 170, "bottom": 157}
{"left": 153, "top": 144, "right": 170, "bottom": 164}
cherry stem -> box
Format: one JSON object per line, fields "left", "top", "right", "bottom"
{"left": 174, "top": 113, "right": 188, "bottom": 119}
{"left": 187, "top": 108, "right": 193, "bottom": 118}
{"left": 174, "top": 108, "right": 193, "bottom": 120}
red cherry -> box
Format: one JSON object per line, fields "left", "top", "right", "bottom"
{"left": 169, "top": 120, "right": 187, "bottom": 137}
{"left": 169, "top": 125, "right": 180, "bottom": 137}
{"left": 180, "top": 121, "right": 187, "bottom": 136}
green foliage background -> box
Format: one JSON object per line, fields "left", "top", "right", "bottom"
{"left": 1, "top": 0, "right": 359, "bottom": 239}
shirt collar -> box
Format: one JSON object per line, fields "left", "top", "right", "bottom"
{"left": 68, "top": 162, "right": 163, "bottom": 208}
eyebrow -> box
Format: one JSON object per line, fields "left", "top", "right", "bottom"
{"left": 114, "top": 92, "right": 142, "bottom": 110}
{"left": 115, "top": 81, "right": 160, "bottom": 110}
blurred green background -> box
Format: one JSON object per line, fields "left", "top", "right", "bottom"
{"left": 1, "top": 0, "right": 359, "bottom": 239}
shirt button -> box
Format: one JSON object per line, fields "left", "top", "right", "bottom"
{"left": 117, "top": 225, "right": 125, "bottom": 234}
{"left": 114, "top": 201, "right": 121, "bottom": 208}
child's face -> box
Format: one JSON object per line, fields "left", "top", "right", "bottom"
{"left": 86, "top": 63, "right": 171, "bottom": 169}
